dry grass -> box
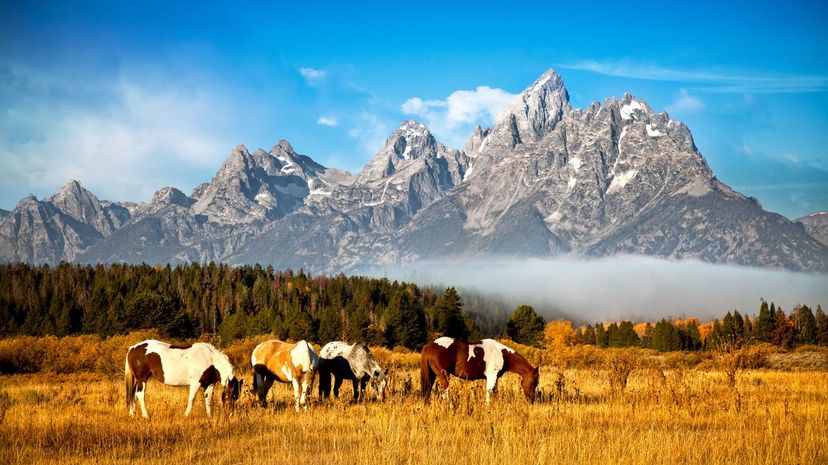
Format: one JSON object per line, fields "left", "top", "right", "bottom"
{"left": 0, "top": 363, "right": 826, "bottom": 465}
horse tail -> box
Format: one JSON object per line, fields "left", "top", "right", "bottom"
{"left": 124, "top": 352, "right": 137, "bottom": 411}
{"left": 420, "top": 347, "right": 436, "bottom": 403}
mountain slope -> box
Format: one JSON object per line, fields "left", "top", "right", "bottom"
{"left": 2, "top": 69, "right": 826, "bottom": 272}
{"left": 797, "top": 212, "right": 828, "bottom": 246}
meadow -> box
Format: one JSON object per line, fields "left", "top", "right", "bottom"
{"left": 0, "top": 334, "right": 826, "bottom": 465}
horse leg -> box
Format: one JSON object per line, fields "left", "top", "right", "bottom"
{"left": 136, "top": 382, "right": 149, "bottom": 419}
{"left": 485, "top": 374, "right": 498, "bottom": 404}
{"left": 203, "top": 384, "right": 214, "bottom": 417}
{"left": 300, "top": 376, "right": 309, "bottom": 411}
{"left": 333, "top": 376, "right": 343, "bottom": 398}
{"left": 360, "top": 377, "right": 369, "bottom": 401}
{"left": 291, "top": 379, "right": 301, "bottom": 412}
{"left": 436, "top": 370, "right": 450, "bottom": 400}
{"left": 185, "top": 382, "right": 199, "bottom": 416}
{"left": 351, "top": 379, "right": 360, "bottom": 402}
{"left": 127, "top": 383, "right": 136, "bottom": 416}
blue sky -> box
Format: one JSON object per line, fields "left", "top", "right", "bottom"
{"left": 1, "top": 0, "right": 826, "bottom": 218}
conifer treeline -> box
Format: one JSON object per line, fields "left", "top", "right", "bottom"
{"left": 0, "top": 263, "right": 824, "bottom": 352}
{"left": 0, "top": 263, "right": 478, "bottom": 349}
{"left": 573, "top": 300, "right": 828, "bottom": 351}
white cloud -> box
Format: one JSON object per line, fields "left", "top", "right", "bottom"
{"left": 316, "top": 116, "right": 338, "bottom": 127}
{"left": 347, "top": 112, "right": 390, "bottom": 156}
{"left": 784, "top": 153, "right": 802, "bottom": 165}
{"left": 665, "top": 89, "right": 704, "bottom": 114}
{"left": 0, "top": 75, "right": 232, "bottom": 203}
{"left": 299, "top": 67, "right": 325, "bottom": 84}
{"left": 558, "top": 59, "right": 828, "bottom": 93}
{"left": 401, "top": 86, "right": 516, "bottom": 148}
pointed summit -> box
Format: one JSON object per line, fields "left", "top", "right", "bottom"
{"left": 357, "top": 120, "right": 442, "bottom": 181}
{"left": 485, "top": 69, "right": 571, "bottom": 149}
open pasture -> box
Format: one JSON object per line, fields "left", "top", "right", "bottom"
{"left": 0, "top": 365, "right": 825, "bottom": 465}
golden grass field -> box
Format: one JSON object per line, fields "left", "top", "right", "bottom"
{"left": 1, "top": 360, "right": 826, "bottom": 465}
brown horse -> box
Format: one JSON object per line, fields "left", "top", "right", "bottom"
{"left": 420, "top": 337, "right": 539, "bottom": 403}
{"left": 251, "top": 339, "right": 318, "bottom": 411}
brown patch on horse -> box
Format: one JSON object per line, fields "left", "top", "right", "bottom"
{"left": 252, "top": 340, "right": 298, "bottom": 383}
{"left": 169, "top": 343, "right": 193, "bottom": 350}
{"left": 199, "top": 365, "right": 221, "bottom": 388}
{"left": 127, "top": 342, "right": 165, "bottom": 385}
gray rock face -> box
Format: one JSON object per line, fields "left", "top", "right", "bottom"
{"left": 2, "top": 69, "right": 827, "bottom": 272}
{"left": 191, "top": 141, "right": 351, "bottom": 224}
{"left": 797, "top": 212, "right": 828, "bottom": 246}
{"left": 0, "top": 181, "right": 130, "bottom": 262}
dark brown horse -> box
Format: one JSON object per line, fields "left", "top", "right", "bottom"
{"left": 420, "top": 337, "right": 539, "bottom": 403}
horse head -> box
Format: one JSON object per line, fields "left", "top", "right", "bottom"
{"left": 222, "top": 376, "right": 243, "bottom": 411}
{"left": 371, "top": 369, "right": 388, "bottom": 401}
{"left": 521, "top": 366, "right": 540, "bottom": 403}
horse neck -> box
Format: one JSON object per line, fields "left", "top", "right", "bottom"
{"left": 210, "top": 350, "right": 234, "bottom": 385}
{"left": 505, "top": 351, "right": 532, "bottom": 377}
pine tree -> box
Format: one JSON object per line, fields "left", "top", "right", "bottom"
{"left": 753, "top": 301, "right": 772, "bottom": 342}
{"left": 583, "top": 325, "right": 597, "bottom": 345}
{"left": 815, "top": 305, "right": 828, "bottom": 346}
{"left": 686, "top": 320, "right": 702, "bottom": 350}
{"left": 433, "top": 287, "right": 470, "bottom": 339}
{"left": 384, "top": 290, "right": 427, "bottom": 349}
{"left": 505, "top": 305, "right": 545, "bottom": 346}
{"left": 595, "top": 323, "right": 608, "bottom": 348}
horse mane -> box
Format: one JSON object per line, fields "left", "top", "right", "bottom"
{"left": 206, "top": 344, "right": 235, "bottom": 385}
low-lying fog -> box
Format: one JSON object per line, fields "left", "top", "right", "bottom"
{"left": 372, "top": 256, "right": 828, "bottom": 323}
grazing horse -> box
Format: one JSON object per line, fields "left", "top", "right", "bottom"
{"left": 318, "top": 341, "right": 387, "bottom": 401}
{"left": 251, "top": 339, "right": 318, "bottom": 411}
{"left": 125, "top": 340, "right": 242, "bottom": 418}
{"left": 420, "top": 337, "right": 539, "bottom": 404}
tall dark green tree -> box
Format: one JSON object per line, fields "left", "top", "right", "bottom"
{"left": 815, "top": 305, "right": 828, "bottom": 346}
{"left": 432, "top": 287, "right": 470, "bottom": 339}
{"left": 753, "top": 301, "right": 773, "bottom": 342}
{"left": 505, "top": 305, "right": 545, "bottom": 345}
{"left": 595, "top": 322, "right": 608, "bottom": 348}
{"left": 384, "top": 290, "right": 427, "bottom": 349}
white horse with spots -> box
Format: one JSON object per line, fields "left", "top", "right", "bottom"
{"left": 251, "top": 339, "right": 318, "bottom": 411}
{"left": 124, "top": 340, "right": 242, "bottom": 418}
{"left": 318, "top": 341, "right": 387, "bottom": 401}
{"left": 420, "top": 337, "right": 539, "bottom": 404}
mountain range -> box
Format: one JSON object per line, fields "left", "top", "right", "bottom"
{"left": 2, "top": 70, "right": 827, "bottom": 273}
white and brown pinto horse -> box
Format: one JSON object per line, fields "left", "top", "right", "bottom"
{"left": 251, "top": 339, "right": 318, "bottom": 411}
{"left": 420, "top": 337, "right": 539, "bottom": 403}
{"left": 125, "top": 340, "right": 241, "bottom": 418}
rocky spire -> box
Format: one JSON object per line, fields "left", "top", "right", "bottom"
{"left": 486, "top": 69, "right": 571, "bottom": 148}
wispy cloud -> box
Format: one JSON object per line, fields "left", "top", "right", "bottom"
{"left": 316, "top": 116, "right": 338, "bottom": 127}
{"left": 299, "top": 67, "right": 325, "bottom": 84}
{"left": 558, "top": 59, "right": 828, "bottom": 93}
{"left": 401, "top": 86, "right": 516, "bottom": 148}
{"left": 0, "top": 66, "right": 233, "bottom": 203}
{"left": 347, "top": 112, "right": 390, "bottom": 156}
{"left": 665, "top": 89, "right": 704, "bottom": 114}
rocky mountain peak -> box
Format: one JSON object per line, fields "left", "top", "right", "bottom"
{"left": 151, "top": 187, "right": 193, "bottom": 208}
{"left": 357, "top": 120, "right": 442, "bottom": 182}
{"left": 49, "top": 179, "right": 105, "bottom": 224}
{"left": 482, "top": 69, "right": 571, "bottom": 151}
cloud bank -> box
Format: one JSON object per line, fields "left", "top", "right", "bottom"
{"left": 401, "top": 86, "right": 516, "bottom": 148}
{"left": 378, "top": 256, "right": 828, "bottom": 323}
